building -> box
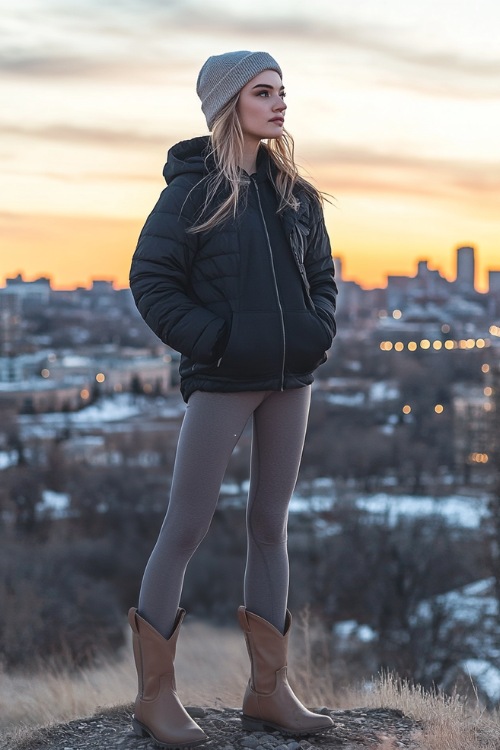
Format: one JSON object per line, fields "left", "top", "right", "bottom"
{"left": 45, "top": 349, "right": 172, "bottom": 396}
{"left": 456, "top": 246, "right": 475, "bottom": 293}
{"left": 0, "top": 346, "right": 172, "bottom": 414}
{"left": 452, "top": 383, "right": 494, "bottom": 475}
{"left": 386, "top": 275, "right": 413, "bottom": 312}
{"left": 0, "top": 352, "right": 47, "bottom": 383}
{"left": 489, "top": 271, "right": 500, "bottom": 296}
{"left": 0, "top": 378, "right": 90, "bottom": 413}
{"left": 2, "top": 273, "right": 51, "bottom": 309}
{"left": 387, "top": 261, "right": 450, "bottom": 314}
{"left": 0, "top": 293, "right": 23, "bottom": 357}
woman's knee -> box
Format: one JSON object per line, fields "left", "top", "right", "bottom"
{"left": 158, "top": 517, "right": 209, "bottom": 553}
{"left": 247, "top": 513, "right": 287, "bottom": 545}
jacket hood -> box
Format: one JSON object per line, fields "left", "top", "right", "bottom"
{"left": 162, "top": 135, "right": 277, "bottom": 186}
{"left": 163, "top": 136, "right": 212, "bottom": 185}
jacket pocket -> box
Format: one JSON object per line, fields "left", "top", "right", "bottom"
{"left": 217, "top": 311, "right": 283, "bottom": 378}
{"left": 284, "top": 310, "right": 331, "bottom": 374}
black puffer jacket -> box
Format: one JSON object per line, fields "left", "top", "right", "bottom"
{"left": 130, "top": 136, "right": 337, "bottom": 402}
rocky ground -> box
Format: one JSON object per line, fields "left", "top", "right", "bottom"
{"left": 3, "top": 704, "right": 422, "bottom": 750}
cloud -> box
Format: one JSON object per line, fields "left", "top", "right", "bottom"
{"left": 2, "top": 115, "right": 499, "bottom": 206}
{"left": 162, "top": 7, "right": 500, "bottom": 86}
{"left": 0, "top": 0, "right": 186, "bottom": 80}
{"left": 378, "top": 77, "right": 500, "bottom": 101}
{"left": 349, "top": 32, "right": 500, "bottom": 80}
{"left": 42, "top": 171, "right": 159, "bottom": 183}
{"left": 1, "top": 1, "right": 499, "bottom": 99}
{"left": 308, "top": 146, "right": 500, "bottom": 213}
{"left": 0, "top": 51, "right": 105, "bottom": 77}
{"left": 0, "top": 47, "right": 176, "bottom": 81}
{"left": 0, "top": 122, "right": 167, "bottom": 147}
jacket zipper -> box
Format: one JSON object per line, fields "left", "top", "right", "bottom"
{"left": 252, "top": 177, "right": 286, "bottom": 390}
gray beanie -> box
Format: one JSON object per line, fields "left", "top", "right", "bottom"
{"left": 196, "top": 50, "right": 282, "bottom": 130}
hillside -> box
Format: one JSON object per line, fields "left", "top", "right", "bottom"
{"left": 2, "top": 704, "right": 421, "bottom": 750}
{"left": 2, "top": 622, "right": 500, "bottom": 750}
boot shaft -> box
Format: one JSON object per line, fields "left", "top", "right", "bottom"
{"left": 237, "top": 606, "right": 291, "bottom": 694}
{"left": 128, "top": 607, "right": 185, "bottom": 699}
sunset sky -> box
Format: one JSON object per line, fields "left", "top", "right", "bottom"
{"left": 1, "top": 0, "right": 499, "bottom": 291}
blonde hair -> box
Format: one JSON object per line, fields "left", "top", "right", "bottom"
{"left": 189, "top": 93, "right": 322, "bottom": 233}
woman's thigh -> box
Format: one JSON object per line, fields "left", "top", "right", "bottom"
{"left": 247, "top": 386, "right": 312, "bottom": 540}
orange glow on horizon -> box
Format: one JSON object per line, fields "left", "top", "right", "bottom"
{"left": 1, "top": 213, "right": 143, "bottom": 291}
{"left": 0, "top": 204, "right": 498, "bottom": 292}
{"left": 0, "top": 211, "right": 495, "bottom": 293}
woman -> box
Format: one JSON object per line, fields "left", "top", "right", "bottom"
{"left": 128, "top": 50, "right": 337, "bottom": 748}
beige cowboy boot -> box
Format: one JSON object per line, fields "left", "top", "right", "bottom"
{"left": 128, "top": 607, "right": 207, "bottom": 748}
{"left": 238, "top": 606, "right": 333, "bottom": 736}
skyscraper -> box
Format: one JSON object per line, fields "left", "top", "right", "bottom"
{"left": 489, "top": 270, "right": 500, "bottom": 296}
{"left": 456, "top": 246, "right": 475, "bottom": 292}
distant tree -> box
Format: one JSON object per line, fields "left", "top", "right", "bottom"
{"left": 6, "top": 428, "right": 27, "bottom": 466}
{"left": 301, "top": 506, "right": 486, "bottom": 690}
{"left": 44, "top": 440, "right": 69, "bottom": 492}
{"left": 90, "top": 380, "right": 101, "bottom": 403}
{"left": 131, "top": 374, "right": 143, "bottom": 397}
{"left": 5, "top": 467, "right": 44, "bottom": 535}
{"left": 0, "top": 538, "right": 124, "bottom": 669}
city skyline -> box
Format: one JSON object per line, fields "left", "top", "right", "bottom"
{"left": 2, "top": 0, "right": 500, "bottom": 291}
{"left": 3, "top": 242, "right": 499, "bottom": 293}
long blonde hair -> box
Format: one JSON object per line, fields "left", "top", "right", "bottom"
{"left": 189, "top": 93, "right": 322, "bottom": 233}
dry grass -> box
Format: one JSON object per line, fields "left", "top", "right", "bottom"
{"left": 1, "top": 616, "right": 500, "bottom": 750}
{"left": 291, "top": 608, "right": 500, "bottom": 750}
{"left": 0, "top": 619, "right": 248, "bottom": 737}
{"left": 355, "top": 672, "right": 500, "bottom": 750}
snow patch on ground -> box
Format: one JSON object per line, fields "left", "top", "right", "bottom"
{"left": 462, "top": 659, "right": 500, "bottom": 703}
{"left": 354, "top": 492, "right": 488, "bottom": 529}
{"left": 0, "top": 451, "right": 18, "bottom": 470}
{"left": 39, "top": 490, "right": 71, "bottom": 518}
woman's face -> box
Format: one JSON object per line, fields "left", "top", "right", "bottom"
{"left": 236, "top": 70, "right": 286, "bottom": 144}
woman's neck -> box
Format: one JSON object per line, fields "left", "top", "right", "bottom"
{"left": 239, "top": 140, "right": 261, "bottom": 176}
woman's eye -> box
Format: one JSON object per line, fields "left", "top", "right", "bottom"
{"left": 255, "top": 90, "right": 285, "bottom": 98}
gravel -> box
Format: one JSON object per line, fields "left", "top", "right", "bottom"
{"left": 1, "top": 704, "right": 422, "bottom": 750}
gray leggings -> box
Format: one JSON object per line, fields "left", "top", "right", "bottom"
{"left": 138, "top": 386, "right": 311, "bottom": 638}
